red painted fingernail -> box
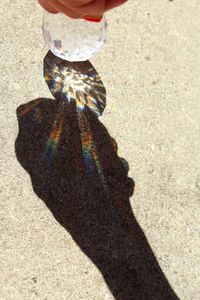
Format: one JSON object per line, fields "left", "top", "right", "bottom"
{"left": 83, "top": 17, "right": 102, "bottom": 23}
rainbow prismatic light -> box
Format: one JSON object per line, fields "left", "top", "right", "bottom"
{"left": 44, "top": 51, "right": 106, "bottom": 117}
{"left": 43, "top": 51, "right": 108, "bottom": 190}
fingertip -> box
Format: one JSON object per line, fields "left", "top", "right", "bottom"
{"left": 62, "top": 13, "right": 80, "bottom": 19}
{"left": 105, "top": 0, "right": 128, "bottom": 11}
{"left": 46, "top": 9, "right": 58, "bottom": 14}
{"left": 61, "top": 9, "right": 82, "bottom": 19}
{"left": 38, "top": 0, "right": 58, "bottom": 14}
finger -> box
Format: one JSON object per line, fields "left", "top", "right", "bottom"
{"left": 38, "top": 0, "right": 58, "bottom": 13}
{"left": 39, "top": 0, "right": 81, "bottom": 18}
{"left": 59, "top": 0, "right": 105, "bottom": 18}
{"left": 105, "top": 0, "right": 128, "bottom": 11}
{"left": 50, "top": 0, "right": 82, "bottom": 18}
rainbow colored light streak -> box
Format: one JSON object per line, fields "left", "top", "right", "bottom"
{"left": 44, "top": 110, "right": 64, "bottom": 162}
{"left": 77, "top": 108, "right": 108, "bottom": 193}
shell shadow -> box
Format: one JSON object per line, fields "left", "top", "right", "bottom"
{"left": 15, "top": 52, "right": 179, "bottom": 300}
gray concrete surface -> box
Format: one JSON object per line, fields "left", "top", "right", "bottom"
{"left": 0, "top": 0, "right": 200, "bottom": 299}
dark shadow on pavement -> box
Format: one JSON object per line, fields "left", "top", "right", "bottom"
{"left": 15, "top": 52, "right": 180, "bottom": 300}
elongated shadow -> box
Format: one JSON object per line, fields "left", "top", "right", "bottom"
{"left": 15, "top": 52, "right": 179, "bottom": 300}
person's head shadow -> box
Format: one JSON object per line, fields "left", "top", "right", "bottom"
{"left": 15, "top": 52, "right": 179, "bottom": 300}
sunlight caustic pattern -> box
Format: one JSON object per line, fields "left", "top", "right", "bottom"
{"left": 43, "top": 52, "right": 109, "bottom": 191}
{"left": 45, "top": 63, "right": 106, "bottom": 117}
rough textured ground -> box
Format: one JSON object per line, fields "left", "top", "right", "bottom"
{"left": 0, "top": 0, "right": 200, "bottom": 299}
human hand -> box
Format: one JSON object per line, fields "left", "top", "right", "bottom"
{"left": 38, "top": 0, "right": 128, "bottom": 20}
